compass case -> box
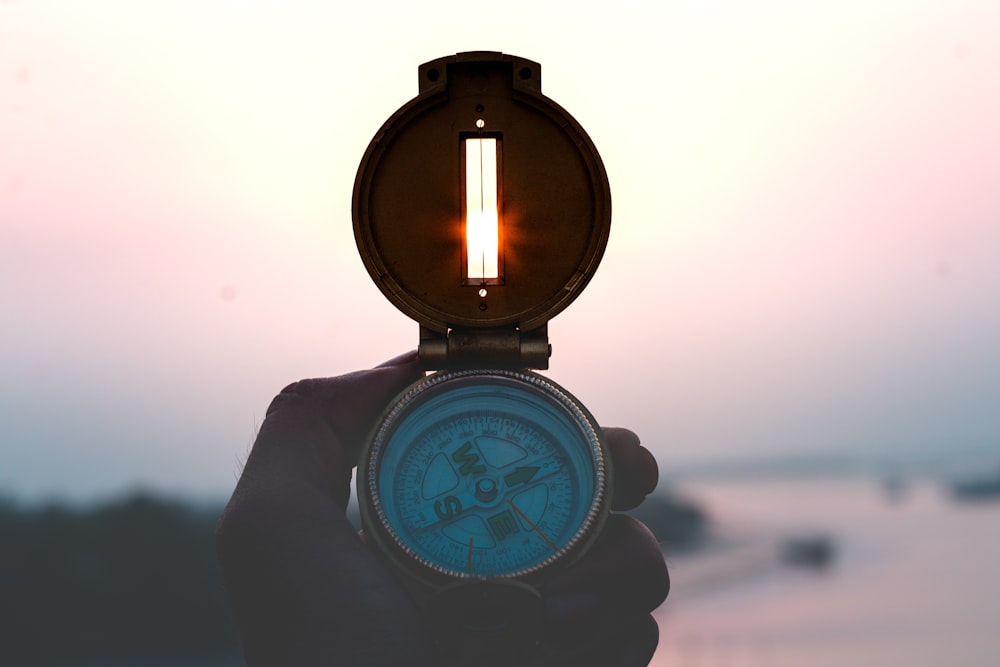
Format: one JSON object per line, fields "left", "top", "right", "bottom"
{"left": 352, "top": 54, "right": 617, "bottom": 665}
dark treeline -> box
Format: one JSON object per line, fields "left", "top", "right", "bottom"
{"left": 0, "top": 489, "right": 705, "bottom": 666}
{"left": 0, "top": 492, "right": 240, "bottom": 667}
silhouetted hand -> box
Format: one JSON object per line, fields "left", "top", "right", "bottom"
{"left": 216, "top": 352, "right": 668, "bottom": 666}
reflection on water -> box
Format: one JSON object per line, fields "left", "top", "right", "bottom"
{"left": 5, "top": 479, "right": 997, "bottom": 665}
{"left": 650, "top": 478, "right": 1000, "bottom": 667}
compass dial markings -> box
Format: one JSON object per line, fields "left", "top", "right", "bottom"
{"left": 400, "top": 456, "right": 564, "bottom": 531}
{"left": 369, "top": 372, "right": 606, "bottom": 578}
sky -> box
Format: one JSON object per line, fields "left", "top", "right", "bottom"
{"left": 2, "top": 0, "right": 999, "bottom": 502}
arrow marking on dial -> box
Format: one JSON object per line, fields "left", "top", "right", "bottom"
{"left": 503, "top": 466, "right": 540, "bottom": 488}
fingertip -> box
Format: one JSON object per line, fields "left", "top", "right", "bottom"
{"left": 604, "top": 428, "right": 658, "bottom": 510}
{"left": 603, "top": 427, "right": 641, "bottom": 448}
{"left": 637, "top": 447, "right": 659, "bottom": 494}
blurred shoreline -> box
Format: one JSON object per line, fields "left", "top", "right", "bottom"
{"left": 4, "top": 448, "right": 999, "bottom": 666}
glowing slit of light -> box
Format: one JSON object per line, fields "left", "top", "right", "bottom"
{"left": 465, "top": 137, "right": 499, "bottom": 281}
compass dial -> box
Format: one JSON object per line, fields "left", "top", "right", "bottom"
{"left": 361, "top": 369, "right": 610, "bottom": 580}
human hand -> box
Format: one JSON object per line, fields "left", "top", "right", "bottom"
{"left": 216, "top": 352, "right": 668, "bottom": 666}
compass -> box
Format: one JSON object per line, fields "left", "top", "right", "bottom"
{"left": 360, "top": 369, "right": 609, "bottom": 582}
{"left": 352, "top": 52, "right": 613, "bottom": 665}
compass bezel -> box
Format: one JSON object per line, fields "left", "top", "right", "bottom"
{"left": 358, "top": 369, "right": 612, "bottom": 587}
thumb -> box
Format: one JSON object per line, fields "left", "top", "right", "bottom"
{"left": 266, "top": 351, "right": 423, "bottom": 458}
{"left": 250, "top": 351, "right": 423, "bottom": 508}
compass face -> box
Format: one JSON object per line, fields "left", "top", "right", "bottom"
{"left": 362, "top": 370, "right": 609, "bottom": 580}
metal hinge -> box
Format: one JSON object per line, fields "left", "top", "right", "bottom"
{"left": 418, "top": 325, "right": 550, "bottom": 370}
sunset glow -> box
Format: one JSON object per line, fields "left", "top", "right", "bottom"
{"left": 1, "top": 0, "right": 998, "bottom": 500}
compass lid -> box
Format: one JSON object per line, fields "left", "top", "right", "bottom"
{"left": 352, "top": 52, "right": 611, "bottom": 334}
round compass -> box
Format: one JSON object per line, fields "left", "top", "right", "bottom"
{"left": 351, "top": 52, "right": 615, "bottom": 663}
{"left": 359, "top": 369, "right": 611, "bottom": 584}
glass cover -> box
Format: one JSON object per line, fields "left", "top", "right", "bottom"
{"left": 369, "top": 371, "right": 605, "bottom": 578}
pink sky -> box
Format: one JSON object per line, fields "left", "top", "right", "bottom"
{"left": 2, "top": 1, "right": 999, "bottom": 499}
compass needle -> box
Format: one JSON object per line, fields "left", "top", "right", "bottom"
{"left": 508, "top": 498, "right": 559, "bottom": 552}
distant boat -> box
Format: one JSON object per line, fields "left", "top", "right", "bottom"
{"left": 949, "top": 467, "right": 1000, "bottom": 502}
{"left": 880, "top": 473, "right": 910, "bottom": 503}
{"left": 779, "top": 535, "right": 835, "bottom": 568}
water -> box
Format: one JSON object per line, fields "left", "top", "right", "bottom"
{"left": 650, "top": 477, "right": 1000, "bottom": 666}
